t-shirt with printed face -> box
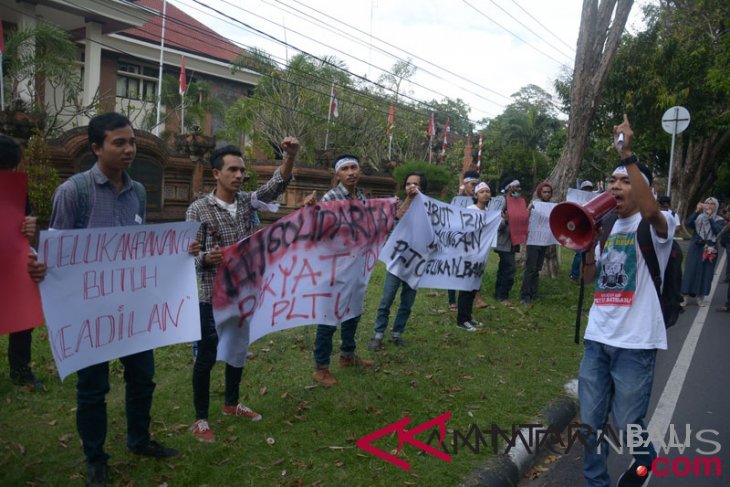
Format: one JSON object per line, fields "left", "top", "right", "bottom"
{"left": 584, "top": 211, "right": 676, "bottom": 350}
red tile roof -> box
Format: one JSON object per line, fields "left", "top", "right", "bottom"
{"left": 121, "top": 0, "right": 242, "bottom": 63}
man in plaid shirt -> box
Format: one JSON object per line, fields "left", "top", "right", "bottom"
{"left": 186, "top": 138, "right": 300, "bottom": 443}
{"left": 312, "top": 154, "right": 375, "bottom": 387}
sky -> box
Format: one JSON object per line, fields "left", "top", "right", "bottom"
{"left": 171, "top": 0, "right": 651, "bottom": 124}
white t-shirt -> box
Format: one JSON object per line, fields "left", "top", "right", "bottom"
{"left": 214, "top": 196, "right": 237, "bottom": 219}
{"left": 584, "top": 211, "right": 676, "bottom": 350}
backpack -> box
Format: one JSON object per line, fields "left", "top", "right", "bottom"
{"left": 70, "top": 171, "right": 146, "bottom": 229}
{"left": 600, "top": 213, "right": 683, "bottom": 328}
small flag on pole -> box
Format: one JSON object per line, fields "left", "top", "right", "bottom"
{"left": 477, "top": 133, "right": 483, "bottom": 172}
{"left": 427, "top": 113, "right": 435, "bottom": 137}
{"left": 0, "top": 18, "right": 5, "bottom": 54}
{"left": 386, "top": 104, "right": 395, "bottom": 136}
{"left": 440, "top": 117, "right": 450, "bottom": 162}
{"left": 179, "top": 55, "right": 187, "bottom": 95}
{"left": 329, "top": 84, "right": 339, "bottom": 118}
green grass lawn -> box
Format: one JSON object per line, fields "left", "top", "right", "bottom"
{"left": 0, "top": 248, "right": 588, "bottom": 486}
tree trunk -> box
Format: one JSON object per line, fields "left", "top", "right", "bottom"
{"left": 544, "top": 0, "right": 633, "bottom": 275}
{"left": 672, "top": 130, "right": 730, "bottom": 221}
{"left": 549, "top": 0, "right": 634, "bottom": 199}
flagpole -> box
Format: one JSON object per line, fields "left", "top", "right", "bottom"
{"left": 428, "top": 134, "right": 433, "bottom": 163}
{"left": 324, "top": 82, "right": 334, "bottom": 150}
{"left": 180, "top": 92, "right": 185, "bottom": 133}
{"left": 154, "top": 0, "right": 168, "bottom": 136}
{"left": 0, "top": 54, "right": 4, "bottom": 111}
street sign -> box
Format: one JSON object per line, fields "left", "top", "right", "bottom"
{"left": 661, "top": 106, "right": 690, "bottom": 196}
{"left": 662, "top": 106, "right": 690, "bottom": 135}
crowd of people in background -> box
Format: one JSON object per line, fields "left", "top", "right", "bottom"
{"left": 4, "top": 112, "right": 730, "bottom": 487}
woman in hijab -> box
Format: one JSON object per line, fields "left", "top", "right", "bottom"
{"left": 681, "top": 197, "right": 725, "bottom": 306}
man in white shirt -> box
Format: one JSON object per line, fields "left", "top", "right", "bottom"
{"left": 579, "top": 115, "right": 676, "bottom": 487}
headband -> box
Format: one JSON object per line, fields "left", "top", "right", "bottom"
{"left": 334, "top": 157, "right": 360, "bottom": 173}
{"left": 463, "top": 177, "right": 480, "bottom": 184}
{"left": 475, "top": 182, "right": 490, "bottom": 193}
{"left": 501, "top": 179, "right": 520, "bottom": 193}
{"left": 613, "top": 166, "right": 650, "bottom": 186}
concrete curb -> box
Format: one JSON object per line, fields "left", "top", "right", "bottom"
{"left": 463, "top": 379, "right": 579, "bottom": 487}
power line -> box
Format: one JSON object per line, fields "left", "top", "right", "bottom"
{"left": 461, "top": 0, "right": 571, "bottom": 68}
{"left": 184, "top": 0, "right": 506, "bottom": 112}
{"left": 486, "top": 0, "right": 574, "bottom": 61}
{"left": 271, "top": 0, "right": 513, "bottom": 102}
{"left": 511, "top": 0, "right": 576, "bottom": 54}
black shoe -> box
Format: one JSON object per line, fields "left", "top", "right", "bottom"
{"left": 130, "top": 440, "right": 180, "bottom": 459}
{"left": 85, "top": 461, "right": 108, "bottom": 487}
{"left": 9, "top": 367, "right": 44, "bottom": 391}
{"left": 616, "top": 463, "right": 650, "bottom": 487}
{"left": 389, "top": 336, "right": 408, "bottom": 347}
{"left": 367, "top": 337, "right": 383, "bottom": 351}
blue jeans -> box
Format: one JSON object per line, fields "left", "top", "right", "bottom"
{"left": 373, "top": 271, "right": 417, "bottom": 338}
{"left": 579, "top": 340, "right": 657, "bottom": 487}
{"left": 570, "top": 250, "right": 584, "bottom": 278}
{"left": 314, "top": 315, "right": 361, "bottom": 368}
{"left": 76, "top": 350, "right": 155, "bottom": 463}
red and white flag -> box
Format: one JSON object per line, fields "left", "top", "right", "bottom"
{"left": 477, "top": 132, "right": 483, "bottom": 171}
{"left": 427, "top": 112, "right": 435, "bottom": 137}
{"left": 386, "top": 103, "right": 395, "bottom": 137}
{"left": 0, "top": 18, "right": 5, "bottom": 55}
{"left": 329, "top": 84, "right": 339, "bottom": 118}
{"left": 179, "top": 55, "right": 187, "bottom": 95}
{"left": 440, "top": 117, "right": 450, "bottom": 162}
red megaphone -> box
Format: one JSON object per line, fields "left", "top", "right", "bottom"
{"left": 549, "top": 192, "right": 617, "bottom": 250}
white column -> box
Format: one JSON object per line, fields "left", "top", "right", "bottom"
{"left": 82, "top": 21, "right": 103, "bottom": 125}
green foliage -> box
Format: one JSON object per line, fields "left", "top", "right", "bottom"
{"left": 480, "top": 86, "right": 563, "bottom": 192}
{"left": 242, "top": 166, "right": 259, "bottom": 192}
{"left": 391, "top": 160, "right": 453, "bottom": 199}
{"left": 24, "top": 130, "right": 61, "bottom": 226}
{"left": 2, "top": 22, "right": 80, "bottom": 111}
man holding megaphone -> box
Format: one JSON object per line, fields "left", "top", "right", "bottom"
{"left": 576, "top": 115, "right": 676, "bottom": 487}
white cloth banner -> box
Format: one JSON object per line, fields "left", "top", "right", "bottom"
{"left": 566, "top": 188, "right": 601, "bottom": 205}
{"left": 380, "top": 193, "right": 501, "bottom": 291}
{"left": 526, "top": 202, "right": 559, "bottom": 246}
{"left": 213, "top": 198, "right": 397, "bottom": 367}
{"left": 450, "top": 195, "right": 472, "bottom": 208}
{"left": 38, "top": 222, "right": 201, "bottom": 380}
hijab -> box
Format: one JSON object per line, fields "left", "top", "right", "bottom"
{"left": 696, "top": 197, "right": 721, "bottom": 241}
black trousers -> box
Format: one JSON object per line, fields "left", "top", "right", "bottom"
{"left": 192, "top": 303, "right": 243, "bottom": 420}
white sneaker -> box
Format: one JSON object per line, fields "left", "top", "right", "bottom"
{"left": 457, "top": 321, "right": 476, "bottom": 332}
{"left": 697, "top": 297, "right": 707, "bottom": 307}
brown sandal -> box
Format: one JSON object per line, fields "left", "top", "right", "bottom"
{"left": 716, "top": 306, "right": 730, "bottom": 313}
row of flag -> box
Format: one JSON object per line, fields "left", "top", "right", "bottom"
{"left": 326, "top": 83, "right": 474, "bottom": 165}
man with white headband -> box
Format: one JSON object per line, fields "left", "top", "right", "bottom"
{"left": 578, "top": 115, "right": 675, "bottom": 487}
{"left": 312, "top": 154, "right": 374, "bottom": 387}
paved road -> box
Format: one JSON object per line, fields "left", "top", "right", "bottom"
{"left": 520, "top": 250, "right": 730, "bottom": 487}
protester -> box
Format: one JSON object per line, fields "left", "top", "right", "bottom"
{"left": 680, "top": 197, "right": 724, "bottom": 306}
{"left": 569, "top": 180, "right": 594, "bottom": 281}
{"left": 0, "top": 134, "right": 45, "bottom": 390}
{"left": 718, "top": 205, "right": 730, "bottom": 284}
{"left": 578, "top": 115, "right": 675, "bottom": 487}
{"left": 657, "top": 195, "right": 681, "bottom": 228}
{"left": 312, "top": 154, "right": 374, "bottom": 387}
{"left": 49, "top": 113, "right": 192, "bottom": 487}
{"left": 449, "top": 170, "right": 481, "bottom": 311}
{"left": 185, "top": 139, "right": 300, "bottom": 443}
{"left": 368, "top": 171, "right": 428, "bottom": 350}
{"left": 456, "top": 182, "right": 492, "bottom": 331}
{"left": 519, "top": 180, "right": 553, "bottom": 304}
{"left": 492, "top": 178, "right": 524, "bottom": 306}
